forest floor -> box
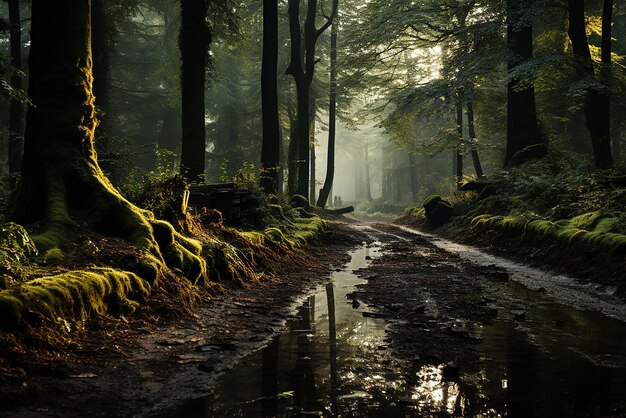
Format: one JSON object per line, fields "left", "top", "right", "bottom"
{"left": 1, "top": 219, "right": 625, "bottom": 417}
{"left": 396, "top": 213, "right": 626, "bottom": 299}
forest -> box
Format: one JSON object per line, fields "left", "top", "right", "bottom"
{"left": 0, "top": 0, "right": 625, "bottom": 417}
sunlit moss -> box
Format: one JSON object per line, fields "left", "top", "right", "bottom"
{"left": 0, "top": 268, "right": 151, "bottom": 332}
{"left": 471, "top": 214, "right": 626, "bottom": 254}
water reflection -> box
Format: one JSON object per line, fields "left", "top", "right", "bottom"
{"left": 151, "top": 244, "right": 626, "bottom": 417}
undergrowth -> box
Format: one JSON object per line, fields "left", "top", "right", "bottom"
{"left": 405, "top": 152, "right": 626, "bottom": 255}
{"left": 0, "top": 170, "right": 326, "bottom": 337}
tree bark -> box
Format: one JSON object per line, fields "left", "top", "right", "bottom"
{"left": 455, "top": 102, "right": 464, "bottom": 189}
{"left": 180, "top": 0, "right": 210, "bottom": 182}
{"left": 309, "top": 97, "right": 316, "bottom": 204}
{"left": 505, "top": 0, "right": 542, "bottom": 166}
{"left": 92, "top": 0, "right": 112, "bottom": 133}
{"left": 260, "top": 0, "right": 280, "bottom": 195}
{"left": 12, "top": 0, "right": 205, "bottom": 284}
{"left": 286, "top": 0, "right": 338, "bottom": 199}
{"left": 364, "top": 141, "right": 373, "bottom": 203}
{"left": 7, "top": 0, "right": 23, "bottom": 176}
{"left": 467, "top": 101, "right": 484, "bottom": 179}
{"left": 408, "top": 153, "right": 418, "bottom": 203}
{"left": 317, "top": 17, "right": 338, "bottom": 208}
{"left": 287, "top": 103, "right": 299, "bottom": 196}
{"left": 567, "top": 0, "right": 613, "bottom": 169}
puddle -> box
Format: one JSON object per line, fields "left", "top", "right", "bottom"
{"left": 148, "top": 231, "right": 626, "bottom": 417}
{"left": 150, "top": 244, "right": 461, "bottom": 417}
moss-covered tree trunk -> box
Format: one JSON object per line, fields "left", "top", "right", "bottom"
{"left": 11, "top": 0, "right": 204, "bottom": 284}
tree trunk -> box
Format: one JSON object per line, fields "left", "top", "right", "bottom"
{"left": 7, "top": 0, "right": 23, "bottom": 176}
{"left": 180, "top": 0, "right": 210, "bottom": 182}
{"left": 317, "top": 18, "right": 338, "bottom": 208}
{"left": 455, "top": 102, "right": 464, "bottom": 189}
{"left": 365, "top": 141, "right": 373, "bottom": 202}
{"left": 287, "top": 103, "right": 299, "bottom": 196}
{"left": 408, "top": 153, "right": 418, "bottom": 203}
{"left": 12, "top": 0, "right": 205, "bottom": 284}
{"left": 505, "top": 0, "right": 543, "bottom": 166}
{"left": 613, "top": 123, "right": 621, "bottom": 163}
{"left": 309, "top": 97, "right": 316, "bottom": 204}
{"left": 568, "top": 0, "right": 613, "bottom": 169}
{"left": 92, "top": 0, "right": 112, "bottom": 133}
{"left": 286, "top": 0, "right": 338, "bottom": 199}
{"left": 260, "top": 0, "right": 280, "bottom": 195}
{"left": 467, "top": 101, "right": 485, "bottom": 179}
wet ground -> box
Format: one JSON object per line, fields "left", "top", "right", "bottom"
{"left": 147, "top": 223, "right": 626, "bottom": 417}
{"left": 2, "top": 221, "right": 626, "bottom": 417}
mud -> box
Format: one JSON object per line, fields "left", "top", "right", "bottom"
{"left": 2, "top": 221, "right": 625, "bottom": 417}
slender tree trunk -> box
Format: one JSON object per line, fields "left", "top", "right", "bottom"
{"left": 260, "top": 0, "right": 280, "bottom": 195}
{"left": 613, "top": 118, "right": 621, "bottom": 163}
{"left": 309, "top": 97, "right": 316, "bottom": 204}
{"left": 467, "top": 101, "right": 485, "bottom": 179}
{"left": 601, "top": 0, "right": 614, "bottom": 165}
{"left": 286, "top": 0, "right": 338, "bottom": 199}
{"left": 455, "top": 102, "right": 464, "bottom": 189}
{"left": 287, "top": 104, "right": 299, "bottom": 196}
{"left": 180, "top": 0, "right": 210, "bottom": 182}
{"left": 317, "top": 17, "right": 338, "bottom": 208}
{"left": 7, "top": 0, "right": 23, "bottom": 176}
{"left": 365, "top": 141, "right": 373, "bottom": 202}
{"left": 505, "top": 0, "right": 542, "bottom": 166}
{"left": 567, "top": 0, "right": 613, "bottom": 169}
{"left": 277, "top": 124, "right": 284, "bottom": 196}
{"left": 408, "top": 153, "right": 418, "bottom": 203}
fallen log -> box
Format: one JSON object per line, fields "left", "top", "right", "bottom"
{"left": 325, "top": 206, "right": 355, "bottom": 215}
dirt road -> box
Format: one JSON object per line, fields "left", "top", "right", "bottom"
{"left": 3, "top": 221, "right": 626, "bottom": 417}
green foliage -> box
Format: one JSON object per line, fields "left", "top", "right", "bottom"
{"left": 120, "top": 168, "right": 187, "bottom": 221}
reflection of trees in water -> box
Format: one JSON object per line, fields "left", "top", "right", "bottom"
{"left": 261, "top": 339, "right": 279, "bottom": 417}
{"left": 290, "top": 296, "right": 324, "bottom": 415}
{"left": 326, "top": 282, "right": 339, "bottom": 416}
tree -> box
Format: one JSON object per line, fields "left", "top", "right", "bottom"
{"left": 286, "top": 0, "right": 338, "bottom": 198}
{"left": 504, "top": 0, "right": 543, "bottom": 166}
{"left": 467, "top": 101, "right": 484, "bottom": 179}
{"left": 12, "top": 0, "right": 204, "bottom": 282}
{"left": 567, "top": 0, "right": 613, "bottom": 169}
{"left": 6, "top": 0, "right": 22, "bottom": 177}
{"left": 260, "top": 0, "right": 280, "bottom": 195}
{"left": 179, "top": 0, "right": 211, "bottom": 182}
{"left": 317, "top": 15, "right": 338, "bottom": 208}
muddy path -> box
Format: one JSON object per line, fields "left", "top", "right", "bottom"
{"left": 148, "top": 222, "right": 626, "bottom": 417}
{"left": 3, "top": 221, "right": 626, "bottom": 417}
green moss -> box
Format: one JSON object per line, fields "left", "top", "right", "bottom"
{"left": 567, "top": 211, "right": 603, "bottom": 230}
{"left": 43, "top": 248, "right": 64, "bottom": 264}
{"left": 593, "top": 217, "right": 620, "bottom": 234}
{"left": 0, "top": 268, "right": 151, "bottom": 332}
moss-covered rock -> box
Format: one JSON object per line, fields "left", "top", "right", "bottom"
{"left": 423, "top": 195, "right": 453, "bottom": 226}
